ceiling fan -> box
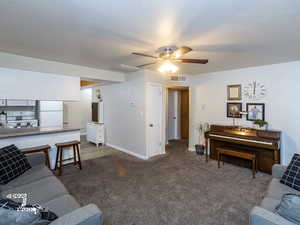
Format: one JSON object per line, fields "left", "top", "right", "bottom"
{"left": 132, "top": 46, "right": 208, "bottom": 72}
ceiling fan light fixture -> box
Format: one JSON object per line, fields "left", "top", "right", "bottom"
{"left": 174, "top": 52, "right": 181, "bottom": 58}
{"left": 158, "top": 61, "right": 178, "bottom": 73}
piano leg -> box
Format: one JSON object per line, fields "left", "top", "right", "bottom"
{"left": 217, "top": 151, "right": 220, "bottom": 168}
{"left": 252, "top": 159, "right": 256, "bottom": 178}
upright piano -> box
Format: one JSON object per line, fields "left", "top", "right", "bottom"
{"left": 205, "top": 125, "right": 281, "bottom": 174}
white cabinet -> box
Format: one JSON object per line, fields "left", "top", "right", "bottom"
{"left": 6, "top": 100, "right": 36, "bottom": 106}
{"left": 7, "top": 100, "right": 28, "bottom": 106}
{"left": 86, "top": 122, "right": 105, "bottom": 147}
{"left": 27, "top": 100, "right": 36, "bottom": 106}
{"left": 0, "top": 99, "right": 6, "bottom": 106}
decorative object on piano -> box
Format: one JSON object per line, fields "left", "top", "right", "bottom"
{"left": 203, "top": 122, "right": 210, "bottom": 132}
{"left": 244, "top": 81, "right": 266, "bottom": 100}
{"left": 253, "top": 120, "right": 268, "bottom": 130}
{"left": 227, "top": 103, "right": 242, "bottom": 118}
{"left": 227, "top": 84, "right": 242, "bottom": 100}
{"left": 246, "top": 103, "right": 265, "bottom": 121}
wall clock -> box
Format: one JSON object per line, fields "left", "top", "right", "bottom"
{"left": 243, "top": 81, "right": 266, "bottom": 100}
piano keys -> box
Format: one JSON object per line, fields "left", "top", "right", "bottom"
{"left": 205, "top": 125, "right": 281, "bottom": 174}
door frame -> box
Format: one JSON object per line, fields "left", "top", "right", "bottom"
{"left": 165, "top": 86, "right": 190, "bottom": 144}
{"left": 145, "top": 82, "right": 165, "bottom": 158}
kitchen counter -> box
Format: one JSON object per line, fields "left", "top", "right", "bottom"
{"left": 0, "top": 126, "right": 80, "bottom": 139}
{"left": 0, "top": 126, "right": 81, "bottom": 169}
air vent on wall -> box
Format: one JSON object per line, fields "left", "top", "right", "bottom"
{"left": 170, "top": 75, "right": 187, "bottom": 82}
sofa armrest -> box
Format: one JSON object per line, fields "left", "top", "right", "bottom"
{"left": 25, "top": 152, "right": 45, "bottom": 167}
{"left": 249, "top": 206, "right": 296, "bottom": 225}
{"left": 50, "top": 204, "right": 103, "bottom": 225}
{"left": 272, "top": 164, "right": 287, "bottom": 179}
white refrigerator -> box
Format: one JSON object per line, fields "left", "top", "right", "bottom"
{"left": 39, "top": 101, "right": 63, "bottom": 128}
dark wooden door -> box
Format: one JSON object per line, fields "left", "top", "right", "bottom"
{"left": 180, "top": 90, "right": 189, "bottom": 139}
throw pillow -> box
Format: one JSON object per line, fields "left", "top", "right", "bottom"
{"left": 274, "top": 194, "right": 300, "bottom": 224}
{"left": 280, "top": 153, "right": 300, "bottom": 191}
{"left": 0, "top": 145, "right": 31, "bottom": 184}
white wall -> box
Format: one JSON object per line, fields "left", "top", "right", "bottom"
{"left": 189, "top": 61, "right": 300, "bottom": 165}
{"left": 64, "top": 89, "right": 92, "bottom": 134}
{"left": 101, "top": 71, "right": 147, "bottom": 159}
{"left": 0, "top": 52, "right": 125, "bottom": 82}
{"left": 145, "top": 69, "right": 189, "bottom": 86}
{"left": 0, "top": 67, "right": 80, "bottom": 101}
{"left": 80, "top": 89, "right": 92, "bottom": 133}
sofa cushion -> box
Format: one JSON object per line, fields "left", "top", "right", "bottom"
{"left": 1, "top": 165, "right": 53, "bottom": 191}
{"left": 2, "top": 176, "right": 68, "bottom": 205}
{"left": 281, "top": 153, "right": 300, "bottom": 191}
{"left": 0, "top": 145, "right": 31, "bottom": 184}
{"left": 260, "top": 197, "right": 281, "bottom": 211}
{"left": 43, "top": 194, "right": 80, "bottom": 217}
{"left": 266, "top": 178, "right": 299, "bottom": 200}
{"left": 274, "top": 194, "right": 300, "bottom": 224}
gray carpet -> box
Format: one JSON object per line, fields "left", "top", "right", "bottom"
{"left": 79, "top": 136, "right": 120, "bottom": 161}
{"left": 58, "top": 140, "right": 271, "bottom": 225}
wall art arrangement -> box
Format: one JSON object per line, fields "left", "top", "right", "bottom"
{"left": 227, "top": 102, "right": 242, "bottom": 118}
{"left": 246, "top": 103, "right": 265, "bottom": 121}
{"left": 227, "top": 84, "right": 241, "bottom": 101}
{"left": 226, "top": 82, "right": 266, "bottom": 122}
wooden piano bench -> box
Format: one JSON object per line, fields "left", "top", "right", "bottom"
{"left": 216, "top": 147, "right": 258, "bottom": 178}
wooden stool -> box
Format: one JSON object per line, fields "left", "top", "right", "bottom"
{"left": 55, "top": 140, "right": 81, "bottom": 175}
{"left": 217, "top": 147, "right": 258, "bottom": 178}
{"left": 21, "top": 145, "right": 51, "bottom": 168}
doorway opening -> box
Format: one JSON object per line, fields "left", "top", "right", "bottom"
{"left": 166, "top": 86, "right": 189, "bottom": 147}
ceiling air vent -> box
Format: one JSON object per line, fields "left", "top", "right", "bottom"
{"left": 170, "top": 75, "right": 187, "bottom": 82}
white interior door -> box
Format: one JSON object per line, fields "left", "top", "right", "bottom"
{"left": 168, "top": 90, "right": 176, "bottom": 140}
{"left": 147, "top": 83, "right": 163, "bottom": 158}
{"left": 167, "top": 90, "right": 181, "bottom": 140}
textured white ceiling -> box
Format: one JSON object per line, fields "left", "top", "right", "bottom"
{"left": 0, "top": 0, "right": 300, "bottom": 74}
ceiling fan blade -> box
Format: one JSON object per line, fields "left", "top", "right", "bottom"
{"left": 172, "top": 46, "right": 192, "bottom": 58}
{"left": 136, "top": 62, "right": 157, "bottom": 67}
{"left": 177, "top": 59, "right": 208, "bottom": 64}
{"left": 132, "top": 52, "right": 158, "bottom": 59}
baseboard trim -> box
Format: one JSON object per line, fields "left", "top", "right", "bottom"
{"left": 106, "top": 143, "right": 148, "bottom": 160}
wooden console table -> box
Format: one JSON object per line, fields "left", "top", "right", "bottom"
{"left": 205, "top": 125, "right": 281, "bottom": 174}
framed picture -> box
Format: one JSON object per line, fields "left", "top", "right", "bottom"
{"left": 227, "top": 84, "right": 241, "bottom": 100}
{"left": 227, "top": 103, "right": 242, "bottom": 118}
{"left": 246, "top": 103, "right": 265, "bottom": 121}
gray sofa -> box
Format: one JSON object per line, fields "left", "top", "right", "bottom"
{"left": 249, "top": 164, "right": 299, "bottom": 225}
{"left": 0, "top": 152, "right": 103, "bottom": 225}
